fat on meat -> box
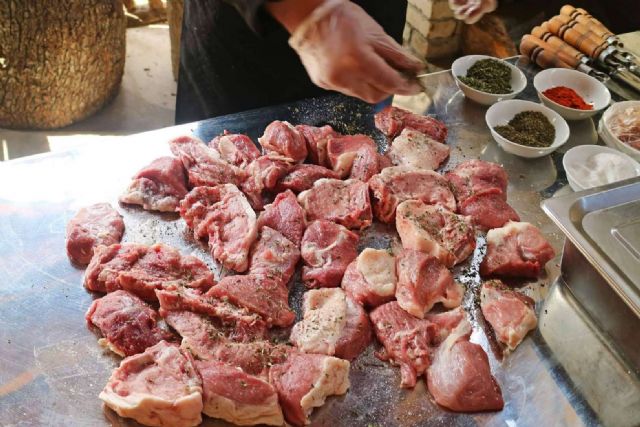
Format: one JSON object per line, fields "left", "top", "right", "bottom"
{"left": 119, "top": 156, "right": 188, "bottom": 212}
{"left": 369, "top": 166, "right": 456, "bottom": 223}
{"left": 298, "top": 178, "right": 372, "bottom": 230}
{"left": 326, "top": 134, "right": 378, "bottom": 178}
{"left": 426, "top": 319, "right": 504, "bottom": 412}
{"left": 195, "top": 360, "right": 284, "bottom": 426}
{"left": 156, "top": 288, "right": 268, "bottom": 342}
{"left": 209, "top": 131, "right": 261, "bottom": 169}
{"left": 208, "top": 274, "right": 295, "bottom": 327}
{"left": 256, "top": 190, "right": 305, "bottom": 246}
{"left": 480, "top": 280, "right": 538, "bottom": 350}
{"left": 374, "top": 106, "right": 448, "bottom": 142}
{"left": 259, "top": 121, "right": 307, "bottom": 163}
{"left": 84, "top": 243, "right": 214, "bottom": 301}
{"left": 66, "top": 203, "right": 124, "bottom": 266}
{"left": 388, "top": 128, "right": 450, "bottom": 171}
{"left": 395, "top": 200, "right": 475, "bottom": 267}
{"left": 241, "top": 155, "right": 293, "bottom": 210}
{"left": 269, "top": 352, "right": 350, "bottom": 426}
{"left": 290, "top": 288, "right": 372, "bottom": 360}
{"left": 100, "top": 341, "right": 203, "bottom": 427}
{"left": 248, "top": 227, "right": 300, "bottom": 287}
{"left": 276, "top": 163, "right": 340, "bottom": 193}
{"left": 459, "top": 188, "right": 520, "bottom": 231}
{"left": 481, "top": 221, "right": 556, "bottom": 278}
{"left": 169, "top": 135, "right": 246, "bottom": 187}
{"left": 301, "top": 220, "right": 359, "bottom": 288}
{"left": 445, "top": 159, "right": 508, "bottom": 203}
{"left": 295, "top": 124, "right": 339, "bottom": 166}
{"left": 179, "top": 186, "right": 225, "bottom": 240}
{"left": 395, "top": 249, "right": 463, "bottom": 318}
{"left": 86, "top": 290, "right": 174, "bottom": 357}
{"left": 341, "top": 248, "right": 396, "bottom": 308}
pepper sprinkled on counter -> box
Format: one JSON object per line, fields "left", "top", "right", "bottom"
{"left": 542, "top": 86, "right": 593, "bottom": 110}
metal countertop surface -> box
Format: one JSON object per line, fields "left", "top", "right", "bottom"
{"left": 1, "top": 57, "right": 637, "bottom": 427}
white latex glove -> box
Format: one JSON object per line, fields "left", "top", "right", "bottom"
{"left": 289, "top": 0, "right": 424, "bottom": 104}
{"left": 449, "top": 0, "right": 497, "bottom": 24}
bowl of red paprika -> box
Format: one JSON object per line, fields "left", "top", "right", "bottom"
{"left": 533, "top": 68, "right": 611, "bottom": 121}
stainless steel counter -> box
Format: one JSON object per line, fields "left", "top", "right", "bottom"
{"left": 0, "top": 58, "right": 638, "bottom": 427}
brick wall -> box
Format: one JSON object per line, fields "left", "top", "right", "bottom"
{"left": 404, "top": 0, "right": 462, "bottom": 60}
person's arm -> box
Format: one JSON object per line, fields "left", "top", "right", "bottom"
{"left": 449, "top": 0, "right": 497, "bottom": 24}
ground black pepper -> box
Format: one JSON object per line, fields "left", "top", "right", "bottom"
{"left": 458, "top": 59, "right": 512, "bottom": 94}
{"left": 494, "top": 111, "right": 555, "bottom": 148}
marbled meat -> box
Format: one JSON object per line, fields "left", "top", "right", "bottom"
{"left": 209, "top": 131, "right": 261, "bottom": 169}
{"left": 341, "top": 248, "right": 397, "bottom": 308}
{"left": 374, "top": 106, "right": 448, "bottom": 142}
{"left": 259, "top": 120, "right": 307, "bottom": 163}
{"left": 256, "top": 189, "right": 305, "bottom": 246}
{"left": 66, "top": 203, "right": 124, "bottom": 265}
{"left": 298, "top": 178, "right": 372, "bottom": 229}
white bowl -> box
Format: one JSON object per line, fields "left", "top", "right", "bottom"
{"left": 485, "top": 100, "right": 570, "bottom": 158}
{"left": 599, "top": 101, "right": 640, "bottom": 162}
{"left": 452, "top": 55, "right": 527, "bottom": 106}
{"left": 534, "top": 68, "right": 610, "bottom": 121}
{"left": 563, "top": 144, "right": 640, "bottom": 191}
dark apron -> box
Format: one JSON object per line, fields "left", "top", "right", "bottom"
{"left": 176, "top": 0, "right": 408, "bottom": 123}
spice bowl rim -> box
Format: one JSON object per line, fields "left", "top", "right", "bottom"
{"left": 451, "top": 55, "right": 527, "bottom": 106}
{"left": 533, "top": 68, "right": 611, "bottom": 121}
{"left": 485, "top": 99, "right": 570, "bottom": 158}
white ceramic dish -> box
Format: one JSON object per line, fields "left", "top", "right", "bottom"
{"left": 452, "top": 55, "right": 527, "bottom": 106}
{"left": 563, "top": 144, "right": 640, "bottom": 191}
{"left": 534, "top": 68, "right": 610, "bottom": 121}
{"left": 598, "top": 101, "right": 640, "bottom": 162}
{"left": 485, "top": 100, "right": 570, "bottom": 158}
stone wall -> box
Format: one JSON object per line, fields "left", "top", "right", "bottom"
{"left": 404, "top": 0, "right": 462, "bottom": 60}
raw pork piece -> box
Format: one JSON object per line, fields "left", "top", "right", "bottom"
{"left": 209, "top": 130, "right": 261, "bottom": 168}
{"left": 350, "top": 143, "right": 382, "bottom": 182}
{"left": 164, "top": 309, "right": 289, "bottom": 374}
{"left": 277, "top": 163, "right": 340, "bottom": 193}
{"left": 396, "top": 249, "right": 463, "bottom": 318}
{"left": 66, "top": 203, "right": 124, "bottom": 266}
{"left": 156, "top": 288, "right": 268, "bottom": 342}
{"left": 179, "top": 186, "right": 225, "bottom": 240}
{"left": 208, "top": 275, "right": 296, "bottom": 327}
{"left": 86, "top": 290, "right": 174, "bottom": 357}
{"left": 426, "top": 320, "right": 504, "bottom": 412}
{"left": 256, "top": 190, "right": 305, "bottom": 246}
{"left": 195, "top": 360, "right": 284, "bottom": 426}
{"left": 374, "top": 106, "right": 448, "bottom": 142}
{"left": 84, "top": 243, "right": 214, "bottom": 301}
{"left": 298, "top": 178, "right": 372, "bottom": 230}
{"left": 290, "top": 288, "right": 372, "bottom": 360}
{"left": 445, "top": 159, "right": 508, "bottom": 203}
{"left": 100, "top": 341, "right": 203, "bottom": 427}
{"left": 259, "top": 120, "right": 307, "bottom": 163}
{"left": 369, "top": 166, "right": 456, "bottom": 223}
{"left": 248, "top": 227, "right": 300, "bottom": 287}
{"left": 301, "top": 220, "right": 359, "bottom": 288}
{"left": 119, "top": 156, "right": 188, "bottom": 212}
{"left": 156, "top": 290, "right": 267, "bottom": 342}
{"left": 388, "top": 128, "right": 450, "bottom": 171}
{"left": 480, "top": 280, "right": 538, "bottom": 350}
{"left": 295, "top": 124, "right": 339, "bottom": 166}
{"left": 396, "top": 200, "right": 475, "bottom": 267}
{"left": 426, "top": 307, "right": 467, "bottom": 345}
{"left": 326, "top": 134, "right": 378, "bottom": 178}
{"left": 241, "top": 155, "right": 293, "bottom": 210}
{"left": 459, "top": 188, "right": 520, "bottom": 231}
{"left": 341, "top": 248, "right": 396, "bottom": 308}
{"left": 198, "top": 184, "right": 258, "bottom": 272}
{"left": 269, "top": 352, "right": 350, "bottom": 426}
{"left": 169, "top": 135, "right": 246, "bottom": 187}
{"left": 481, "top": 221, "right": 555, "bottom": 278}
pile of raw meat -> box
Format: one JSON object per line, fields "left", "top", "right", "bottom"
{"left": 66, "top": 106, "right": 555, "bottom": 427}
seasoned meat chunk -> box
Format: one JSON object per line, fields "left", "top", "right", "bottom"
{"left": 374, "top": 106, "right": 448, "bottom": 142}
{"left": 459, "top": 188, "right": 520, "bottom": 231}
{"left": 249, "top": 227, "right": 300, "bottom": 287}
{"left": 277, "top": 164, "right": 340, "bottom": 193}
{"left": 295, "top": 124, "right": 339, "bottom": 166}
{"left": 86, "top": 290, "right": 174, "bottom": 357}
{"left": 388, "top": 128, "right": 450, "bottom": 171}
{"left": 326, "top": 134, "right": 378, "bottom": 178}
{"left": 241, "top": 155, "right": 293, "bottom": 210}
{"left": 119, "top": 156, "right": 188, "bottom": 212}
{"left": 100, "top": 341, "right": 203, "bottom": 427}
{"left": 341, "top": 248, "right": 396, "bottom": 308}
{"left": 298, "top": 178, "right": 372, "bottom": 230}
{"left": 445, "top": 159, "right": 508, "bottom": 203}
{"left": 209, "top": 131, "right": 260, "bottom": 169}
{"left": 259, "top": 120, "right": 307, "bottom": 163}
{"left": 256, "top": 190, "right": 305, "bottom": 246}
{"left": 301, "top": 220, "right": 359, "bottom": 288}
{"left": 66, "top": 203, "right": 124, "bottom": 265}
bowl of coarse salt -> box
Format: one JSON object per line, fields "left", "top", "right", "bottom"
{"left": 562, "top": 145, "right": 640, "bottom": 191}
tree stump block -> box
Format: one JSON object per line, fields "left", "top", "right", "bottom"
{"left": 167, "top": 0, "right": 184, "bottom": 81}
{"left": 461, "top": 14, "right": 517, "bottom": 58}
{"left": 0, "top": 1, "right": 126, "bottom": 129}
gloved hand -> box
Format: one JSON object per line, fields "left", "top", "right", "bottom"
{"left": 287, "top": 0, "right": 424, "bottom": 104}
{"left": 449, "top": 0, "right": 497, "bottom": 24}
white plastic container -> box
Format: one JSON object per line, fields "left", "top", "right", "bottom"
{"left": 563, "top": 145, "right": 640, "bottom": 191}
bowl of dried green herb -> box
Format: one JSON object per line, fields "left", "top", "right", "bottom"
{"left": 452, "top": 55, "right": 527, "bottom": 106}
{"left": 486, "top": 100, "right": 570, "bottom": 158}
